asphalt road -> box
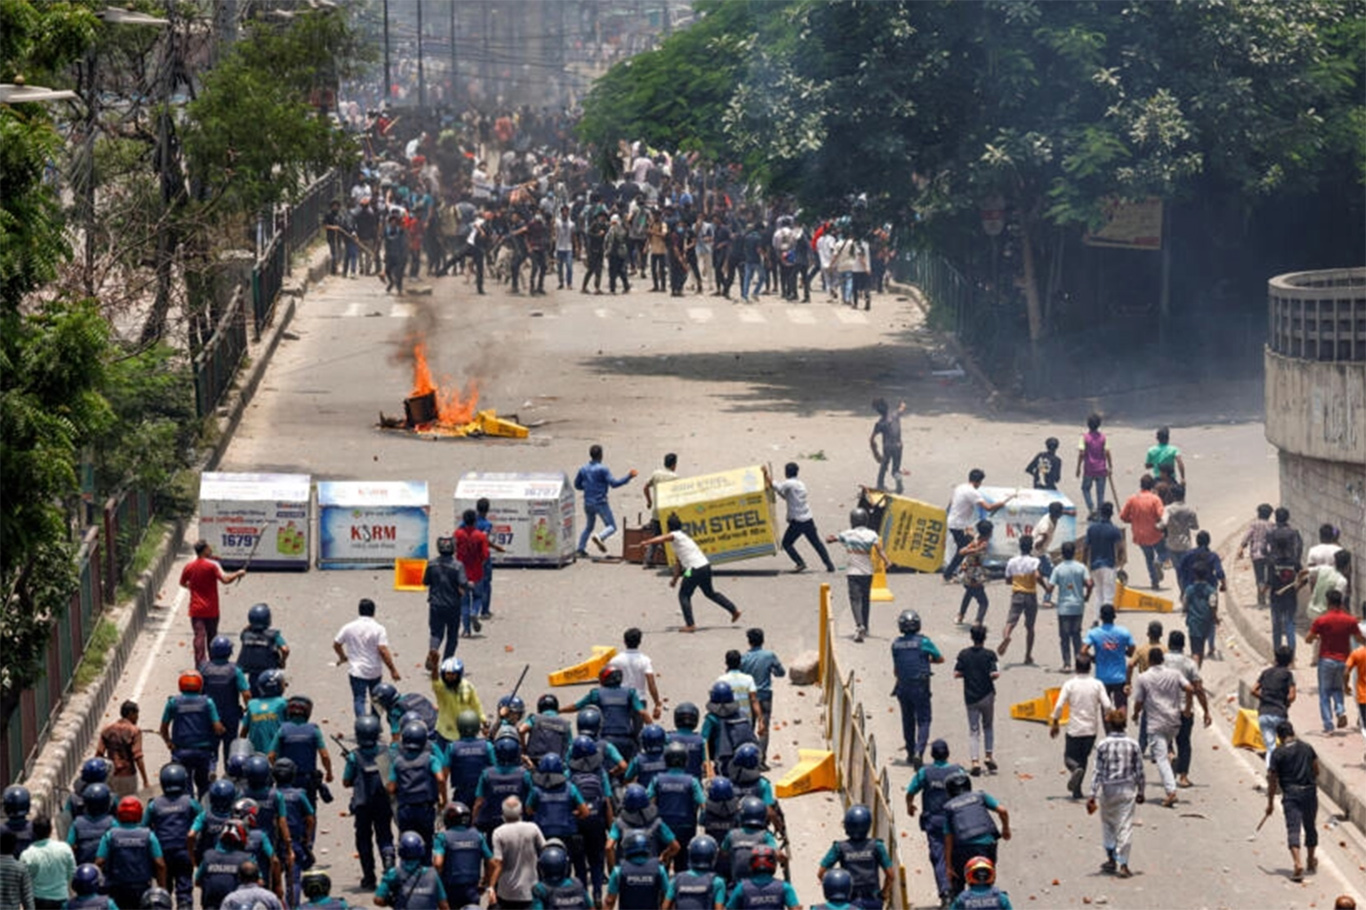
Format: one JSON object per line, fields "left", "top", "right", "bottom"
{"left": 97, "top": 264, "right": 1364, "bottom": 908}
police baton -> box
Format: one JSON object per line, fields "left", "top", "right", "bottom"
{"left": 508, "top": 664, "right": 530, "bottom": 703}
{"left": 330, "top": 732, "right": 353, "bottom": 759}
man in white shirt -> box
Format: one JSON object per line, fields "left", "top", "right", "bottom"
{"left": 332, "top": 598, "right": 402, "bottom": 718}
{"left": 488, "top": 798, "right": 545, "bottom": 908}
{"left": 1050, "top": 654, "right": 1113, "bottom": 798}
{"left": 943, "top": 469, "right": 1013, "bottom": 582}
{"left": 640, "top": 514, "right": 742, "bottom": 632}
{"left": 715, "top": 649, "right": 764, "bottom": 727}
{"left": 767, "top": 462, "right": 836, "bottom": 573}
{"left": 826, "top": 507, "right": 889, "bottom": 642}
{"left": 1131, "top": 648, "right": 1195, "bottom": 807}
{"left": 607, "top": 628, "right": 663, "bottom": 720}
{"left": 641, "top": 453, "right": 679, "bottom": 569}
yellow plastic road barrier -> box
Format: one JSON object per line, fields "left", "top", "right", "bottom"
{"left": 775, "top": 748, "right": 838, "bottom": 798}
{"left": 548, "top": 645, "right": 618, "bottom": 687}
{"left": 465, "top": 409, "right": 529, "bottom": 439}
{"left": 1114, "top": 582, "right": 1174, "bottom": 613}
{"left": 1010, "top": 686, "right": 1068, "bottom": 724}
{"left": 1232, "top": 707, "right": 1266, "bottom": 752}
{"left": 393, "top": 558, "right": 427, "bottom": 591}
{"left": 870, "top": 551, "right": 895, "bottom": 603}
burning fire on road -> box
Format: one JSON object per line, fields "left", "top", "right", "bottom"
{"left": 379, "top": 342, "right": 529, "bottom": 439}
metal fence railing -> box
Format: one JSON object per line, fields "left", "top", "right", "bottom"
{"left": 817, "top": 584, "right": 911, "bottom": 909}
{"left": 283, "top": 169, "right": 342, "bottom": 271}
{"left": 252, "top": 169, "right": 340, "bottom": 333}
{"left": 102, "top": 489, "right": 153, "bottom": 606}
{"left": 251, "top": 231, "right": 287, "bottom": 336}
{"left": 194, "top": 287, "right": 249, "bottom": 418}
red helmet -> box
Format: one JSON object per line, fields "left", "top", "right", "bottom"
{"left": 598, "top": 665, "right": 622, "bottom": 688}
{"left": 965, "top": 855, "right": 995, "bottom": 886}
{"left": 116, "top": 796, "right": 143, "bottom": 823}
{"left": 749, "top": 845, "right": 778, "bottom": 876}
{"left": 178, "top": 670, "right": 203, "bottom": 693}
{"left": 219, "top": 819, "right": 248, "bottom": 851}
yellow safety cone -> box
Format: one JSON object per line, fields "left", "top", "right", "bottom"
{"left": 548, "top": 646, "right": 618, "bottom": 687}
{"left": 775, "top": 749, "right": 838, "bottom": 798}
{"left": 870, "top": 551, "right": 895, "bottom": 603}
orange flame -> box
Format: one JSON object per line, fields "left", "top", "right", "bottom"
{"left": 410, "top": 343, "right": 479, "bottom": 428}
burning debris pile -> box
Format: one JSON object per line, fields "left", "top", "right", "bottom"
{"left": 379, "top": 343, "right": 528, "bottom": 439}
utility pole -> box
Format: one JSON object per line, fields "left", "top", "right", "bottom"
{"left": 382, "top": 0, "right": 391, "bottom": 103}
{"left": 416, "top": 0, "right": 425, "bottom": 109}
{"left": 448, "top": 1, "right": 456, "bottom": 107}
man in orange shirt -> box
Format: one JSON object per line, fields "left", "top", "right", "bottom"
{"left": 179, "top": 540, "right": 245, "bottom": 666}
{"left": 1119, "top": 475, "right": 1167, "bottom": 590}
{"left": 1345, "top": 631, "right": 1366, "bottom": 760}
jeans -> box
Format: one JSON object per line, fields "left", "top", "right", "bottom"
{"left": 943, "top": 528, "right": 975, "bottom": 580}
{"left": 1081, "top": 474, "right": 1107, "bottom": 513}
{"left": 840, "top": 270, "right": 855, "bottom": 304}
{"left": 556, "top": 249, "right": 573, "bottom": 286}
{"left": 353, "top": 802, "right": 394, "bottom": 884}
{"left": 846, "top": 576, "right": 872, "bottom": 632}
{"left": 1271, "top": 604, "right": 1298, "bottom": 662}
{"left": 1282, "top": 787, "right": 1319, "bottom": 848}
{"left": 1139, "top": 542, "right": 1167, "bottom": 586}
{"left": 1259, "top": 713, "right": 1284, "bottom": 768}
{"left": 1064, "top": 733, "right": 1095, "bottom": 788}
{"left": 1058, "top": 614, "right": 1083, "bottom": 667}
{"left": 343, "top": 240, "right": 358, "bottom": 276}
{"left": 428, "top": 604, "right": 461, "bottom": 657}
{"left": 191, "top": 616, "right": 218, "bottom": 668}
{"left": 742, "top": 261, "right": 763, "bottom": 300}
{"left": 896, "top": 682, "right": 932, "bottom": 760}
{"left": 926, "top": 829, "right": 949, "bottom": 898}
{"left": 1150, "top": 728, "right": 1177, "bottom": 793}
{"left": 479, "top": 561, "right": 493, "bottom": 616}
{"left": 578, "top": 502, "right": 617, "bottom": 552}
{"left": 966, "top": 694, "right": 995, "bottom": 761}
{"left": 677, "top": 565, "right": 739, "bottom": 627}
{"left": 172, "top": 746, "right": 214, "bottom": 801}
{"left": 781, "top": 519, "right": 835, "bottom": 571}
{"left": 461, "top": 587, "right": 484, "bottom": 636}
{"left": 349, "top": 674, "right": 379, "bottom": 718}
{"left": 877, "top": 444, "right": 904, "bottom": 493}
{"left": 1318, "top": 657, "right": 1346, "bottom": 731}
{"left": 757, "top": 694, "right": 774, "bottom": 761}
{"left": 1173, "top": 712, "right": 1194, "bottom": 776}
{"left": 959, "top": 586, "right": 989, "bottom": 623}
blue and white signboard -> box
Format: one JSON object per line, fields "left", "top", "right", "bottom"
{"left": 317, "top": 481, "right": 430, "bottom": 569}
{"left": 199, "top": 472, "right": 311, "bottom": 570}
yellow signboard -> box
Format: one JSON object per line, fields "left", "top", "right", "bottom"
{"left": 654, "top": 466, "right": 777, "bottom": 566}
{"left": 876, "top": 493, "right": 949, "bottom": 573}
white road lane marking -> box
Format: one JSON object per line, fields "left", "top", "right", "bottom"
{"left": 130, "top": 586, "right": 189, "bottom": 703}
{"left": 687, "top": 307, "right": 714, "bottom": 323}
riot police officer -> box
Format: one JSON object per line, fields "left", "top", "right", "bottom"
{"left": 568, "top": 734, "right": 615, "bottom": 905}
{"left": 625, "top": 724, "right": 669, "bottom": 789}
{"left": 573, "top": 707, "right": 630, "bottom": 781}
{"left": 700, "top": 778, "right": 741, "bottom": 879}
{"left": 531, "top": 841, "right": 592, "bottom": 908}
{"left": 445, "top": 709, "right": 495, "bottom": 810}
{"left": 240, "top": 756, "right": 287, "bottom": 856}
{"left": 66, "top": 757, "right": 111, "bottom": 820}
{"left": 662, "top": 833, "right": 725, "bottom": 909}
{"left": 188, "top": 779, "right": 238, "bottom": 865}
{"left": 729, "top": 743, "right": 784, "bottom": 833}
{"left": 725, "top": 845, "right": 799, "bottom": 908}
{"left": 701, "top": 682, "right": 758, "bottom": 779}
{"left": 66, "top": 863, "right": 115, "bottom": 910}
{"left": 649, "top": 742, "right": 706, "bottom": 874}
{"left": 268, "top": 694, "right": 334, "bottom": 809}
{"left": 273, "top": 757, "right": 317, "bottom": 906}
{"left": 818, "top": 804, "right": 893, "bottom": 909}
{"left": 527, "top": 753, "right": 589, "bottom": 857}
{"left": 96, "top": 796, "right": 167, "bottom": 909}
{"left": 67, "top": 782, "right": 115, "bottom": 865}
{"left": 905, "top": 738, "right": 966, "bottom": 904}
{"left": 667, "top": 702, "right": 708, "bottom": 779}
{"left": 719, "top": 797, "right": 779, "bottom": 886}
{"left": 300, "top": 868, "right": 349, "bottom": 908}
{"left": 2, "top": 784, "right": 34, "bottom": 856}
{"left": 567, "top": 666, "right": 652, "bottom": 764}
{"left": 158, "top": 671, "right": 225, "bottom": 801}
{"left": 386, "top": 720, "right": 447, "bottom": 861}
{"left": 950, "top": 856, "right": 1011, "bottom": 910}
{"left": 522, "top": 693, "right": 574, "bottom": 766}
{"left": 144, "top": 763, "right": 201, "bottom": 909}
{"left": 199, "top": 635, "right": 250, "bottom": 768}
{"left": 941, "top": 772, "right": 1011, "bottom": 899}
{"left": 471, "top": 734, "right": 532, "bottom": 843}
{"left": 433, "top": 802, "right": 489, "bottom": 908}
{"left": 342, "top": 714, "right": 394, "bottom": 890}
{"left": 605, "top": 831, "right": 668, "bottom": 910}
{"left": 608, "top": 783, "right": 679, "bottom": 868}
{"left": 812, "top": 867, "right": 854, "bottom": 910}
{"left": 892, "top": 609, "right": 945, "bottom": 769}
{"left": 194, "top": 819, "right": 252, "bottom": 910}
{"left": 238, "top": 603, "right": 289, "bottom": 698}
{"left": 375, "top": 831, "right": 450, "bottom": 909}
{"left": 240, "top": 668, "right": 288, "bottom": 754}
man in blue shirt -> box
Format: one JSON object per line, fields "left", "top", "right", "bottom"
{"left": 739, "top": 628, "right": 786, "bottom": 769}
{"left": 1048, "top": 542, "right": 1094, "bottom": 673}
{"left": 1084, "top": 502, "right": 1126, "bottom": 608}
{"left": 574, "top": 444, "right": 637, "bottom": 558}
{"left": 1081, "top": 605, "right": 1136, "bottom": 708}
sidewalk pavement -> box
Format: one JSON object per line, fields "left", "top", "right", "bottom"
{"left": 1221, "top": 527, "right": 1366, "bottom": 834}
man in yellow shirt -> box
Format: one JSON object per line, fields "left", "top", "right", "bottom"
{"left": 431, "top": 658, "right": 484, "bottom": 751}
{"left": 997, "top": 535, "right": 1044, "bottom": 664}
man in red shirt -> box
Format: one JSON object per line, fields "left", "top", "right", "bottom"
{"left": 1306, "top": 589, "right": 1366, "bottom": 733}
{"left": 1119, "top": 475, "right": 1167, "bottom": 591}
{"left": 179, "top": 540, "right": 245, "bottom": 665}
{"left": 454, "top": 509, "right": 490, "bottom": 638}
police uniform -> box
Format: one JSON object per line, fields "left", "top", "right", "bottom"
{"left": 906, "top": 760, "right": 964, "bottom": 899}
{"left": 943, "top": 791, "right": 1001, "bottom": 898}
{"left": 272, "top": 718, "right": 327, "bottom": 806}
{"left": 530, "top": 876, "right": 592, "bottom": 909}
{"left": 97, "top": 822, "right": 162, "bottom": 910}
{"left": 701, "top": 704, "right": 757, "bottom": 779}
{"left": 525, "top": 712, "right": 573, "bottom": 765}
{"left": 433, "top": 823, "right": 490, "bottom": 907}
{"left": 528, "top": 770, "right": 585, "bottom": 845}
{"left": 666, "top": 728, "right": 707, "bottom": 779}
{"left": 626, "top": 749, "right": 668, "bottom": 790}
{"left": 343, "top": 743, "right": 394, "bottom": 887}
{"left": 568, "top": 753, "right": 612, "bottom": 902}
{"left": 445, "top": 736, "right": 495, "bottom": 810}
{"left": 145, "top": 791, "right": 202, "bottom": 907}
{"left": 668, "top": 869, "right": 726, "bottom": 909}
{"left": 197, "top": 843, "right": 253, "bottom": 909}
{"left": 200, "top": 658, "right": 249, "bottom": 766}
{"left": 68, "top": 812, "right": 116, "bottom": 865}
{"left": 388, "top": 745, "right": 444, "bottom": 861}
{"left": 649, "top": 770, "right": 705, "bottom": 873}
{"left": 238, "top": 626, "right": 284, "bottom": 698}
{"left": 891, "top": 632, "right": 940, "bottom": 764}
{"left": 819, "top": 837, "right": 892, "bottom": 909}
{"left": 162, "top": 693, "right": 221, "bottom": 799}
{"left": 473, "top": 764, "right": 531, "bottom": 842}
{"left": 726, "top": 874, "right": 794, "bottom": 908}
{"left": 608, "top": 855, "right": 669, "bottom": 910}
{"left": 580, "top": 685, "right": 645, "bottom": 764}
{"left": 375, "top": 861, "right": 447, "bottom": 910}
{"left": 278, "top": 785, "right": 316, "bottom": 904}
{"left": 952, "top": 884, "right": 1013, "bottom": 909}
{"left": 720, "top": 826, "right": 776, "bottom": 884}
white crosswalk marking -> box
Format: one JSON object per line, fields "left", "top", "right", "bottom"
{"left": 389, "top": 303, "right": 414, "bottom": 318}
{"left": 834, "top": 308, "right": 869, "bottom": 324}
{"left": 737, "top": 309, "right": 767, "bottom": 324}
{"left": 594, "top": 308, "right": 611, "bottom": 319}
{"left": 342, "top": 302, "right": 365, "bottom": 318}
{"left": 785, "top": 309, "right": 816, "bottom": 325}
{"left": 687, "top": 307, "right": 714, "bottom": 323}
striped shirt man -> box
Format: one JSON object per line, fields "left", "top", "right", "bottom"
{"left": 1091, "top": 730, "right": 1145, "bottom": 797}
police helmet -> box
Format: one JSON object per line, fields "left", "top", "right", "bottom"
{"left": 272, "top": 757, "right": 298, "bottom": 786}
{"left": 897, "top": 610, "right": 922, "bottom": 635}
{"left": 537, "top": 694, "right": 560, "bottom": 714}
{"left": 673, "top": 702, "right": 700, "bottom": 730}
{"left": 116, "top": 795, "right": 143, "bottom": 823}
{"left": 664, "top": 741, "right": 688, "bottom": 769}
{"left": 732, "top": 743, "right": 761, "bottom": 771}
{"left": 576, "top": 706, "right": 602, "bottom": 737}
{"left": 843, "top": 804, "right": 872, "bottom": 839}
{"left": 598, "top": 665, "right": 623, "bottom": 688}
{"left": 822, "top": 868, "right": 854, "bottom": 902}
{"left": 178, "top": 670, "right": 204, "bottom": 693}
{"left": 232, "top": 797, "right": 260, "bottom": 828}
{"left": 286, "top": 695, "right": 313, "bottom": 720}
{"left": 439, "top": 657, "right": 464, "bottom": 688}
{"left": 225, "top": 751, "right": 251, "bottom": 781}
{"left": 219, "top": 818, "right": 248, "bottom": 850}
{"left": 538, "top": 753, "right": 565, "bottom": 776}
{"left": 355, "top": 714, "right": 382, "bottom": 747}
{"left": 247, "top": 603, "right": 272, "bottom": 629}
{"left": 622, "top": 784, "right": 649, "bottom": 812}
{"left": 401, "top": 721, "right": 430, "bottom": 751}
{"left": 301, "top": 869, "right": 332, "bottom": 899}
{"left": 80, "top": 757, "right": 110, "bottom": 784}
{"left": 499, "top": 694, "right": 525, "bottom": 718}
{"left": 640, "top": 724, "right": 667, "bottom": 754}
{"left": 739, "top": 796, "right": 768, "bottom": 828}
{"left": 570, "top": 735, "right": 598, "bottom": 761}
{"left": 257, "top": 669, "right": 285, "bottom": 697}
{"left": 372, "top": 683, "right": 400, "bottom": 710}
{"left": 707, "top": 777, "right": 735, "bottom": 802}
{"left": 208, "top": 779, "right": 238, "bottom": 813}
{"left": 159, "top": 762, "right": 189, "bottom": 797}
{"left": 398, "top": 830, "right": 426, "bottom": 862}
{"left": 493, "top": 734, "right": 521, "bottom": 767}
{"left": 443, "top": 802, "right": 472, "bottom": 829}
{"left": 82, "top": 783, "right": 112, "bottom": 817}
{"left": 622, "top": 831, "right": 651, "bottom": 860}
{"left": 750, "top": 845, "right": 778, "bottom": 876}
{"left": 141, "top": 887, "right": 174, "bottom": 910}
{"left": 72, "top": 863, "right": 102, "bottom": 895}
{"left": 209, "top": 635, "right": 234, "bottom": 660}
{"left": 398, "top": 710, "right": 425, "bottom": 731}
{"left": 456, "top": 709, "right": 483, "bottom": 738}
{"left": 708, "top": 681, "right": 735, "bottom": 706}
{"left": 849, "top": 507, "right": 871, "bottom": 529}
{"left": 966, "top": 855, "right": 995, "bottom": 886}
{"left": 244, "top": 755, "right": 273, "bottom": 789}
{"left": 687, "top": 834, "right": 718, "bottom": 871}
{"left": 538, "top": 843, "right": 570, "bottom": 881}
{"left": 945, "top": 770, "right": 972, "bottom": 798}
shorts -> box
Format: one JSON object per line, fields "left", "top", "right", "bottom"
{"left": 1007, "top": 592, "right": 1038, "bottom": 629}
